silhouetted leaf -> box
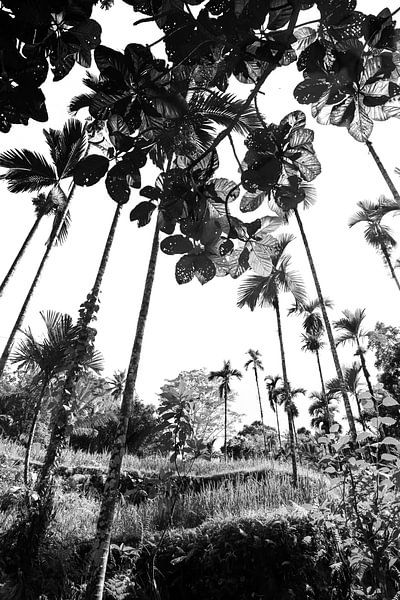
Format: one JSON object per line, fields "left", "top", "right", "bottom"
{"left": 176, "top": 255, "right": 195, "bottom": 284}
{"left": 73, "top": 154, "right": 109, "bottom": 186}
{"left": 140, "top": 186, "right": 161, "bottom": 201}
{"left": 130, "top": 201, "right": 156, "bottom": 227}
{"left": 219, "top": 239, "right": 234, "bottom": 256}
{"left": 294, "top": 79, "right": 330, "bottom": 104}
{"left": 161, "top": 235, "right": 194, "bottom": 255}
{"left": 194, "top": 254, "right": 216, "bottom": 284}
{"left": 105, "top": 163, "right": 131, "bottom": 203}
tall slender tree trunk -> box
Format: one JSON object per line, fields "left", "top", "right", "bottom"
{"left": 84, "top": 221, "right": 160, "bottom": 600}
{"left": 0, "top": 187, "right": 76, "bottom": 380}
{"left": 294, "top": 208, "right": 357, "bottom": 442}
{"left": 380, "top": 242, "right": 400, "bottom": 293}
{"left": 274, "top": 399, "right": 282, "bottom": 449}
{"left": 0, "top": 211, "right": 44, "bottom": 299}
{"left": 23, "top": 203, "right": 122, "bottom": 578}
{"left": 24, "top": 378, "right": 48, "bottom": 486}
{"left": 254, "top": 366, "right": 267, "bottom": 457}
{"left": 366, "top": 140, "right": 400, "bottom": 204}
{"left": 356, "top": 338, "right": 376, "bottom": 407}
{"left": 315, "top": 348, "right": 331, "bottom": 429}
{"left": 224, "top": 384, "right": 228, "bottom": 463}
{"left": 274, "top": 297, "right": 297, "bottom": 487}
{"left": 354, "top": 390, "right": 366, "bottom": 431}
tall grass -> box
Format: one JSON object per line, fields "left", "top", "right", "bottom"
{"left": 0, "top": 435, "right": 319, "bottom": 478}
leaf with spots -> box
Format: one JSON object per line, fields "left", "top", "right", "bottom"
{"left": 105, "top": 163, "right": 131, "bottom": 204}
{"left": 73, "top": 154, "right": 109, "bottom": 186}
{"left": 240, "top": 190, "right": 266, "bottom": 213}
{"left": 175, "top": 255, "right": 196, "bottom": 285}
{"left": 161, "top": 235, "right": 194, "bottom": 255}
{"left": 194, "top": 254, "right": 216, "bottom": 285}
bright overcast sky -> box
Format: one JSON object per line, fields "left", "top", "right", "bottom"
{"left": 0, "top": 0, "right": 399, "bottom": 434}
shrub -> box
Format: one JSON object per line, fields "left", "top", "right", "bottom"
{"left": 128, "top": 513, "right": 349, "bottom": 600}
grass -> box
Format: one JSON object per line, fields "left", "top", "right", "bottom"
{"left": 0, "top": 435, "right": 320, "bottom": 479}
{"left": 0, "top": 435, "right": 329, "bottom": 599}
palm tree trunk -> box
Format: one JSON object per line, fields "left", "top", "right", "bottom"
{"left": 366, "top": 140, "right": 400, "bottom": 204}
{"left": 293, "top": 208, "right": 357, "bottom": 442}
{"left": 84, "top": 221, "right": 160, "bottom": 600}
{"left": 24, "top": 377, "right": 48, "bottom": 486}
{"left": 0, "top": 211, "right": 44, "bottom": 299}
{"left": 356, "top": 339, "right": 376, "bottom": 408}
{"left": 315, "top": 348, "right": 331, "bottom": 429}
{"left": 354, "top": 390, "right": 366, "bottom": 431}
{"left": 274, "top": 399, "right": 282, "bottom": 449}
{"left": 29, "top": 204, "right": 122, "bottom": 563}
{"left": 0, "top": 186, "right": 76, "bottom": 380}
{"left": 380, "top": 242, "right": 400, "bottom": 293}
{"left": 224, "top": 384, "right": 228, "bottom": 463}
{"left": 254, "top": 366, "right": 267, "bottom": 457}
{"left": 274, "top": 297, "right": 297, "bottom": 487}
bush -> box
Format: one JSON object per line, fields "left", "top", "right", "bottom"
{"left": 129, "top": 513, "right": 349, "bottom": 600}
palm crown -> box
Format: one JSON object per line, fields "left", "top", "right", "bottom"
{"left": 244, "top": 349, "right": 264, "bottom": 372}
{"left": 237, "top": 234, "right": 307, "bottom": 311}
{"left": 334, "top": 308, "right": 369, "bottom": 348}
{"left": 349, "top": 198, "right": 398, "bottom": 252}
{"left": 288, "top": 297, "right": 333, "bottom": 337}
{"left": 208, "top": 360, "right": 242, "bottom": 396}
{"left": 11, "top": 310, "right": 103, "bottom": 381}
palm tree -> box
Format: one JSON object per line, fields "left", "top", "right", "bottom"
{"left": 287, "top": 195, "right": 357, "bottom": 441}
{"left": 333, "top": 308, "right": 375, "bottom": 408}
{"left": 35, "top": 201, "right": 123, "bottom": 504}
{"left": 82, "top": 88, "right": 261, "bottom": 600}
{"left": 327, "top": 362, "right": 365, "bottom": 430}
{"left": 11, "top": 311, "right": 103, "bottom": 484}
{"left": 237, "top": 234, "right": 307, "bottom": 486}
{"left": 349, "top": 198, "right": 400, "bottom": 293}
{"left": 289, "top": 296, "right": 333, "bottom": 429}
{"left": 308, "top": 390, "right": 338, "bottom": 434}
{"left": 0, "top": 193, "right": 71, "bottom": 299}
{"left": 0, "top": 119, "right": 88, "bottom": 377}
{"left": 265, "top": 374, "right": 283, "bottom": 449}
{"left": 208, "top": 360, "right": 243, "bottom": 463}
{"left": 275, "top": 384, "right": 305, "bottom": 447}
{"left": 107, "top": 370, "right": 126, "bottom": 401}
{"left": 244, "top": 349, "right": 266, "bottom": 456}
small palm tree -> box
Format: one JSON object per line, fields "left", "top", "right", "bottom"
{"left": 308, "top": 390, "right": 338, "bottom": 434}
{"left": 11, "top": 310, "right": 103, "bottom": 484}
{"left": 244, "top": 349, "right": 267, "bottom": 456}
{"left": 265, "top": 375, "right": 283, "bottom": 449}
{"left": 106, "top": 370, "right": 126, "bottom": 402}
{"left": 238, "top": 234, "right": 307, "bottom": 486}
{"left": 0, "top": 119, "right": 88, "bottom": 377}
{"left": 333, "top": 308, "right": 375, "bottom": 407}
{"left": 349, "top": 198, "right": 400, "bottom": 294}
{"left": 289, "top": 296, "right": 333, "bottom": 430}
{"left": 327, "top": 362, "right": 365, "bottom": 430}
{"left": 208, "top": 360, "right": 242, "bottom": 463}
{"left": 275, "top": 384, "right": 305, "bottom": 447}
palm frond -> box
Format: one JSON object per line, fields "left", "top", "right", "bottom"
{"left": 69, "top": 93, "right": 95, "bottom": 113}
{"left": 0, "top": 149, "right": 56, "bottom": 193}
{"left": 237, "top": 275, "right": 275, "bottom": 310}
{"left": 58, "top": 118, "right": 88, "bottom": 179}
{"left": 189, "top": 91, "right": 259, "bottom": 135}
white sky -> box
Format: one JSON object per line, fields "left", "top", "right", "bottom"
{"left": 0, "top": 0, "right": 399, "bottom": 435}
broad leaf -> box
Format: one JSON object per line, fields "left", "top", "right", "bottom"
{"left": 73, "top": 154, "right": 109, "bottom": 186}
{"left": 248, "top": 241, "right": 273, "bottom": 276}
{"left": 130, "top": 201, "right": 156, "bottom": 227}
{"left": 194, "top": 254, "right": 216, "bottom": 285}
{"left": 161, "top": 235, "right": 194, "bottom": 255}
{"left": 105, "top": 163, "right": 131, "bottom": 204}
{"left": 175, "top": 255, "right": 195, "bottom": 285}
{"left": 240, "top": 190, "right": 266, "bottom": 213}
